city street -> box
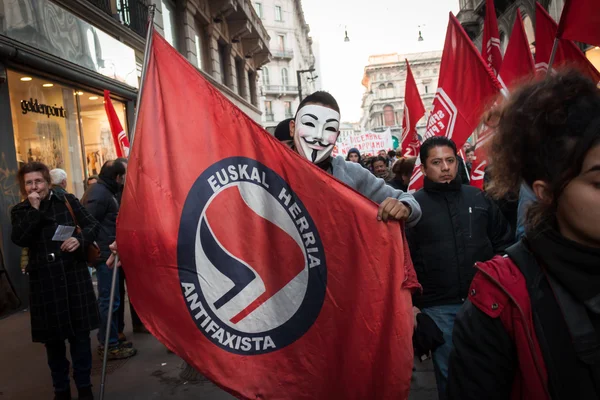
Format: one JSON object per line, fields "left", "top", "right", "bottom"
{"left": 0, "top": 302, "right": 437, "bottom": 400}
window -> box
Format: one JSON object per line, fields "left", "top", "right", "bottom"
{"left": 284, "top": 101, "right": 292, "bottom": 118}
{"left": 248, "top": 70, "right": 258, "bottom": 105}
{"left": 281, "top": 68, "right": 289, "bottom": 87}
{"left": 378, "top": 83, "right": 386, "bottom": 98}
{"left": 275, "top": 5, "right": 282, "bottom": 21}
{"left": 262, "top": 68, "right": 270, "bottom": 85}
{"left": 254, "top": 2, "right": 263, "bottom": 18}
{"left": 236, "top": 59, "right": 246, "bottom": 97}
{"left": 161, "top": 0, "right": 178, "bottom": 49}
{"left": 383, "top": 105, "right": 395, "bottom": 127}
{"left": 424, "top": 85, "right": 429, "bottom": 94}
{"left": 386, "top": 83, "right": 394, "bottom": 99}
{"left": 278, "top": 34, "right": 285, "bottom": 50}
{"left": 194, "top": 22, "right": 205, "bottom": 70}
{"left": 218, "top": 42, "right": 230, "bottom": 86}
{"left": 265, "top": 101, "right": 273, "bottom": 121}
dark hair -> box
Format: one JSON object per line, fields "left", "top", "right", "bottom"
{"left": 419, "top": 136, "right": 458, "bottom": 165}
{"left": 99, "top": 159, "right": 127, "bottom": 181}
{"left": 116, "top": 157, "right": 128, "bottom": 165}
{"left": 17, "top": 162, "right": 51, "bottom": 197}
{"left": 488, "top": 69, "right": 600, "bottom": 230}
{"left": 393, "top": 156, "right": 417, "bottom": 177}
{"left": 387, "top": 150, "right": 396, "bottom": 159}
{"left": 373, "top": 156, "right": 388, "bottom": 166}
{"left": 296, "top": 91, "right": 340, "bottom": 116}
{"left": 465, "top": 147, "right": 475, "bottom": 155}
{"left": 274, "top": 118, "right": 293, "bottom": 142}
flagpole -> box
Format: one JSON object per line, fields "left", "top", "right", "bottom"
{"left": 99, "top": 5, "right": 155, "bottom": 400}
{"left": 547, "top": 38, "right": 559, "bottom": 76}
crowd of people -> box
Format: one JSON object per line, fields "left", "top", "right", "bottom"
{"left": 9, "top": 69, "right": 600, "bottom": 399}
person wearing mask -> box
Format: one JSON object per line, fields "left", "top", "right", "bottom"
{"left": 11, "top": 162, "right": 100, "bottom": 400}
{"left": 346, "top": 148, "right": 362, "bottom": 164}
{"left": 50, "top": 168, "right": 68, "bottom": 196}
{"left": 288, "top": 91, "right": 421, "bottom": 226}
{"left": 407, "top": 136, "right": 513, "bottom": 399}
{"left": 82, "top": 159, "right": 137, "bottom": 360}
{"left": 447, "top": 70, "right": 600, "bottom": 400}
{"left": 391, "top": 156, "right": 417, "bottom": 192}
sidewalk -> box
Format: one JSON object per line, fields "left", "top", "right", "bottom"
{"left": 0, "top": 306, "right": 437, "bottom": 400}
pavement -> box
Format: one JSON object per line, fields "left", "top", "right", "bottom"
{"left": 0, "top": 301, "right": 438, "bottom": 400}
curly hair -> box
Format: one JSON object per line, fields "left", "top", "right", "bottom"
{"left": 487, "top": 69, "right": 600, "bottom": 230}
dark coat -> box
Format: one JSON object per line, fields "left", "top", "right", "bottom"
{"left": 407, "top": 178, "right": 514, "bottom": 309}
{"left": 11, "top": 191, "right": 100, "bottom": 342}
{"left": 82, "top": 178, "right": 120, "bottom": 262}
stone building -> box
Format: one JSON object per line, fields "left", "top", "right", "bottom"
{"left": 0, "top": 0, "right": 270, "bottom": 310}
{"left": 252, "top": 0, "right": 318, "bottom": 133}
{"left": 359, "top": 51, "right": 442, "bottom": 146}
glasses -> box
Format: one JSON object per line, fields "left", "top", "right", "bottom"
{"left": 25, "top": 179, "right": 47, "bottom": 187}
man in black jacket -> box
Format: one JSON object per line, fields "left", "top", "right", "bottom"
{"left": 83, "top": 160, "right": 137, "bottom": 360}
{"left": 407, "top": 137, "right": 513, "bottom": 400}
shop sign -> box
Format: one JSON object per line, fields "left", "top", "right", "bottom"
{"left": 20, "top": 98, "right": 66, "bottom": 118}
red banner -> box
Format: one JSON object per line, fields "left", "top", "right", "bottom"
{"left": 104, "top": 90, "right": 130, "bottom": 158}
{"left": 535, "top": 2, "right": 600, "bottom": 83}
{"left": 482, "top": 0, "right": 503, "bottom": 75}
{"left": 469, "top": 127, "right": 494, "bottom": 189}
{"left": 557, "top": 0, "right": 600, "bottom": 48}
{"left": 401, "top": 59, "right": 426, "bottom": 157}
{"left": 409, "top": 13, "right": 502, "bottom": 192}
{"left": 498, "top": 10, "right": 536, "bottom": 91}
{"left": 117, "top": 30, "right": 415, "bottom": 400}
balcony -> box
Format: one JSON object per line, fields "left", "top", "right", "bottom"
{"left": 86, "top": 0, "right": 149, "bottom": 38}
{"left": 263, "top": 85, "right": 299, "bottom": 95}
{"left": 271, "top": 48, "right": 294, "bottom": 59}
{"left": 265, "top": 113, "right": 275, "bottom": 122}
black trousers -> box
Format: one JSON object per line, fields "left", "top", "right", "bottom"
{"left": 45, "top": 331, "right": 92, "bottom": 392}
{"left": 117, "top": 267, "right": 143, "bottom": 333}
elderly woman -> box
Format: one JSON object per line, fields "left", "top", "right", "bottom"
{"left": 11, "top": 162, "right": 99, "bottom": 400}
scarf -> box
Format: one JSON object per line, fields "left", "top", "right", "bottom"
{"left": 527, "top": 228, "right": 600, "bottom": 313}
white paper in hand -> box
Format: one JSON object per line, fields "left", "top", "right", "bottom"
{"left": 52, "top": 225, "right": 76, "bottom": 241}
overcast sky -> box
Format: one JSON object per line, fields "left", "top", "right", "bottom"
{"left": 302, "top": 0, "right": 460, "bottom": 122}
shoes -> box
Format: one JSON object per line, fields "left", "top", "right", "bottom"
{"left": 118, "top": 332, "right": 127, "bottom": 342}
{"left": 132, "top": 324, "right": 150, "bottom": 334}
{"left": 53, "top": 390, "right": 71, "bottom": 400}
{"left": 118, "top": 333, "right": 133, "bottom": 349}
{"left": 97, "top": 344, "right": 137, "bottom": 360}
{"left": 77, "top": 386, "right": 94, "bottom": 400}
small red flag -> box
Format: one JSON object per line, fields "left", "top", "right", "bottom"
{"left": 401, "top": 59, "right": 426, "bottom": 157}
{"left": 117, "top": 29, "right": 415, "bottom": 400}
{"left": 498, "top": 10, "right": 536, "bottom": 91}
{"left": 482, "top": 0, "right": 503, "bottom": 75}
{"left": 557, "top": 0, "right": 600, "bottom": 48}
{"left": 104, "top": 90, "right": 130, "bottom": 158}
{"left": 408, "top": 13, "right": 502, "bottom": 192}
{"left": 535, "top": 2, "right": 600, "bottom": 83}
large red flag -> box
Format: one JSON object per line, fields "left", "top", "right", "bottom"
{"left": 117, "top": 30, "right": 415, "bottom": 400}
{"left": 535, "top": 2, "right": 600, "bottom": 82}
{"left": 498, "top": 10, "right": 536, "bottom": 91}
{"left": 408, "top": 13, "right": 502, "bottom": 191}
{"left": 104, "top": 90, "right": 130, "bottom": 157}
{"left": 557, "top": 0, "right": 600, "bottom": 48}
{"left": 401, "top": 59, "right": 426, "bottom": 157}
{"left": 482, "top": 0, "right": 503, "bottom": 75}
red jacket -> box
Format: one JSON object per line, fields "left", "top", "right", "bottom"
{"left": 468, "top": 255, "right": 551, "bottom": 400}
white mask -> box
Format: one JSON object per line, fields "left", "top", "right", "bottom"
{"left": 293, "top": 104, "right": 341, "bottom": 164}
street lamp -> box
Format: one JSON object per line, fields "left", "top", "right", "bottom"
{"left": 297, "top": 68, "right": 315, "bottom": 102}
{"left": 418, "top": 25, "right": 425, "bottom": 41}
{"left": 344, "top": 26, "right": 350, "bottom": 42}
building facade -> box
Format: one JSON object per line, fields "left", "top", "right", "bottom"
{"left": 359, "top": 51, "right": 442, "bottom": 147}
{"left": 0, "top": 0, "right": 270, "bottom": 311}
{"left": 252, "top": 0, "right": 317, "bottom": 133}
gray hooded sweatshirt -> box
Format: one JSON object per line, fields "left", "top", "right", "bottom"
{"left": 330, "top": 156, "right": 422, "bottom": 227}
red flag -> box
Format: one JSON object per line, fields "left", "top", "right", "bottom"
{"left": 408, "top": 13, "right": 502, "bottom": 191}
{"left": 557, "top": 0, "right": 600, "bottom": 48}
{"left": 482, "top": 0, "right": 503, "bottom": 75}
{"left": 535, "top": 2, "right": 600, "bottom": 82}
{"left": 104, "top": 90, "right": 130, "bottom": 158}
{"left": 468, "top": 127, "right": 494, "bottom": 189}
{"left": 401, "top": 59, "right": 426, "bottom": 157}
{"left": 117, "top": 30, "right": 415, "bottom": 400}
{"left": 498, "top": 11, "right": 536, "bottom": 91}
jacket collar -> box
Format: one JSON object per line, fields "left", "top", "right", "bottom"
{"left": 423, "top": 176, "right": 462, "bottom": 193}
{"left": 98, "top": 177, "right": 120, "bottom": 195}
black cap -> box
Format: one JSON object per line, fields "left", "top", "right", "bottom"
{"left": 274, "top": 118, "right": 293, "bottom": 142}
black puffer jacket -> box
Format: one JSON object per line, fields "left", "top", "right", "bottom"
{"left": 82, "top": 178, "right": 121, "bottom": 263}
{"left": 407, "top": 177, "right": 514, "bottom": 309}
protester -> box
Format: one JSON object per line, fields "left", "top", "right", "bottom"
{"left": 11, "top": 162, "right": 100, "bottom": 400}
{"left": 407, "top": 136, "right": 513, "bottom": 399}
{"left": 464, "top": 146, "right": 475, "bottom": 176}
{"left": 82, "top": 159, "right": 137, "bottom": 360}
{"left": 346, "top": 147, "right": 361, "bottom": 163}
{"left": 87, "top": 175, "right": 99, "bottom": 188}
{"left": 372, "top": 156, "right": 398, "bottom": 188}
{"left": 387, "top": 150, "right": 397, "bottom": 167}
{"left": 391, "top": 156, "right": 417, "bottom": 192}
{"left": 50, "top": 168, "right": 68, "bottom": 196}
{"left": 447, "top": 70, "right": 600, "bottom": 400}
{"left": 274, "top": 117, "right": 294, "bottom": 148}
{"left": 288, "top": 91, "right": 421, "bottom": 225}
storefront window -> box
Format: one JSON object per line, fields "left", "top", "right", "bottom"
{"left": 7, "top": 69, "right": 128, "bottom": 198}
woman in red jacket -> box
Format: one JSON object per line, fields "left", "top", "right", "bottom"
{"left": 447, "top": 69, "right": 600, "bottom": 400}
